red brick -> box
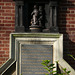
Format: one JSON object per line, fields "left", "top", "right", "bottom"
{"left": 8, "top": 21, "right": 15, "bottom": 23}
{"left": 0, "top": 10, "right": 4, "bottom": 12}
{"left": 2, "top": 6, "right": 14, "bottom": 9}
{"left": 0, "top": 54, "right": 2, "bottom": 57}
{"left": 5, "top": 38, "right": 10, "bottom": 40}
{"left": 0, "top": 20, "right": 1, "bottom": 23}
{"left": 0, "top": 24, "right": 4, "bottom": 26}
{"left": 69, "top": 14, "right": 75, "bottom": 17}
{"left": 3, "top": 48, "right": 9, "bottom": 50}
{"left": 66, "top": 25, "right": 70, "bottom": 27}
{"left": 2, "top": 27, "right": 14, "bottom": 30}
{"left": 69, "top": 21, "right": 75, "bottom": 24}
{"left": 3, "top": 20, "right": 15, "bottom": 23}
{"left": 0, "top": 1, "right": 15, "bottom": 67}
{"left": 4, "top": 44, "right": 9, "bottom": 47}
{"left": 0, "top": 34, "right": 1, "bottom": 36}
{"left": 0, "top": 61, "right": 2, "bottom": 64}
{"left": 2, "top": 13, "right": 15, "bottom": 16}
{"left": 3, "top": 55, "right": 9, "bottom": 57}
{"left": 0, "top": 58, "right": 5, "bottom": 61}
{"left": 0, "top": 6, "right": 1, "bottom": 9}
{"left": 0, "top": 41, "right": 2, "bottom": 44}
{"left": 5, "top": 51, "right": 9, "bottom": 54}
{"left": 12, "top": 10, "right": 15, "bottom": 13}
{"left": 5, "top": 10, "right": 11, "bottom": 13}
{"left": 0, "top": 51, "right": 5, "bottom": 54}
{"left": 0, "top": 48, "right": 1, "bottom": 50}
{"left": 3, "top": 41, "right": 9, "bottom": 44}
{"left": 5, "top": 58, "right": 9, "bottom": 61}
{"left": 0, "top": 44, "right": 4, "bottom": 47}
{"left": 4, "top": 24, "right": 11, "bottom": 26}
{"left": 5, "top": 3, "right": 12, "bottom": 6}
{"left": 6, "top": 31, "right": 11, "bottom": 33}
{"left": 12, "top": 16, "right": 15, "bottom": 20}
{"left": 2, "top": 34, "right": 9, "bottom": 37}
{"left": 70, "top": 18, "right": 74, "bottom": 20}
{"left": 4, "top": 17, "right": 11, "bottom": 19}
{"left": 72, "top": 39, "right": 75, "bottom": 41}
{"left": 12, "top": 3, "right": 15, "bottom": 6}
{"left": 71, "top": 11, "right": 74, "bottom": 13}
{"left": 0, "top": 17, "right": 4, "bottom": 19}
{"left": 71, "top": 32, "right": 75, "bottom": 34}
{"left": 11, "top": 24, "right": 15, "bottom": 27}
{"left": 70, "top": 25, "right": 74, "bottom": 27}
{"left": 0, "top": 3, "right": 4, "bottom": 5}
{"left": 69, "top": 8, "right": 75, "bottom": 10}
{"left": 0, "top": 38, "right": 4, "bottom": 40}
{"left": 66, "top": 18, "right": 70, "bottom": 20}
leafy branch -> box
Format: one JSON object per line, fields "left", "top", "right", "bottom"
{"left": 41, "top": 60, "right": 70, "bottom": 75}
{"left": 68, "top": 54, "right": 75, "bottom": 61}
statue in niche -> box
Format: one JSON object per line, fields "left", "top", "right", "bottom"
{"left": 30, "top": 5, "right": 43, "bottom": 32}
{"left": 31, "top": 5, "right": 43, "bottom": 26}
{"left": 31, "top": 5, "right": 39, "bottom": 25}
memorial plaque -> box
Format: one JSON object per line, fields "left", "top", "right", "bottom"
{"left": 21, "top": 44, "right": 53, "bottom": 75}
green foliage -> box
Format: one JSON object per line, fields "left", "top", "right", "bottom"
{"left": 68, "top": 54, "right": 75, "bottom": 61}
{"left": 41, "top": 60, "right": 71, "bottom": 75}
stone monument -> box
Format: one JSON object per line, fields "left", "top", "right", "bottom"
{"left": 0, "top": 0, "right": 61, "bottom": 75}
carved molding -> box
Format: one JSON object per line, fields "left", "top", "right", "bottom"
{"left": 12, "top": 33, "right": 63, "bottom": 75}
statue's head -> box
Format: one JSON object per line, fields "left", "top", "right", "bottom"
{"left": 34, "top": 5, "right": 38, "bottom": 9}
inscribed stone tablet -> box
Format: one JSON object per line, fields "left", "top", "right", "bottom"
{"left": 21, "top": 44, "right": 53, "bottom": 75}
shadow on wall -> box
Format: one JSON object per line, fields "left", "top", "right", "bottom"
{"left": 58, "top": 0, "right": 75, "bottom": 69}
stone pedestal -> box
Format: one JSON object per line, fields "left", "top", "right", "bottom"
{"left": 29, "top": 25, "right": 42, "bottom": 32}
{"left": 0, "top": 33, "right": 63, "bottom": 75}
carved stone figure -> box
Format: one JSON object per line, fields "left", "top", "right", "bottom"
{"left": 30, "top": 5, "right": 43, "bottom": 32}
{"left": 31, "top": 5, "right": 39, "bottom": 25}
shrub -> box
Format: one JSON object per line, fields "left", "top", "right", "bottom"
{"left": 41, "top": 60, "right": 70, "bottom": 75}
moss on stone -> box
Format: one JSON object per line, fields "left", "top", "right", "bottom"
{"left": 12, "top": 33, "right": 61, "bottom": 38}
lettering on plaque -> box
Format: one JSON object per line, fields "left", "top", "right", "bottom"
{"left": 21, "top": 44, "right": 53, "bottom": 75}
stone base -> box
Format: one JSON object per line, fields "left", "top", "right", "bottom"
{"left": 0, "top": 33, "right": 63, "bottom": 75}
{"left": 50, "top": 26, "right": 59, "bottom": 33}
{"left": 15, "top": 26, "right": 25, "bottom": 32}
{"left": 43, "top": 26, "right": 59, "bottom": 33}
{"left": 29, "top": 25, "right": 42, "bottom": 32}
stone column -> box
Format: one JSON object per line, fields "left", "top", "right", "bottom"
{"left": 15, "top": 1, "right": 25, "bottom": 32}
{"left": 49, "top": 1, "right": 59, "bottom": 33}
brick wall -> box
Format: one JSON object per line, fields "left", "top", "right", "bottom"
{"left": 0, "top": 0, "right": 15, "bottom": 66}
{"left": 0, "top": 0, "right": 75, "bottom": 70}
{"left": 59, "top": 0, "right": 75, "bottom": 69}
